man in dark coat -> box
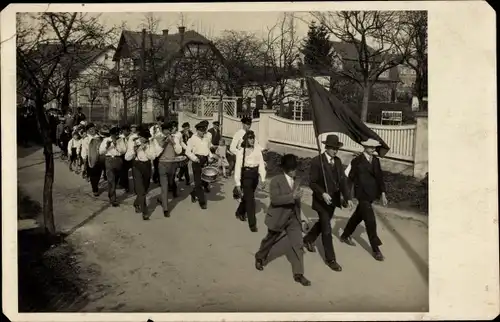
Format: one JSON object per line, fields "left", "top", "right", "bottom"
{"left": 254, "top": 154, "right": 311, "bottom": 286}
{"left": 73, "top": 107, "right": 86, "bottom": 125}
{"left": 340, "top": 138, "right": 388, "bottom": 261}
{"left": 208, "top": 121, "right": 221, "bottom": 152}
{"left": 302, "top": 134, "right": 353, "bottom": 272}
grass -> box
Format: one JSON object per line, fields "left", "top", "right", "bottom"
{"left": 265, "top": 151, "right": 428, "bottom": 215}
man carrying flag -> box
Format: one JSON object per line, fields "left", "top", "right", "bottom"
{"left": 304, "top": 76, "right": 391, "bottom": 266}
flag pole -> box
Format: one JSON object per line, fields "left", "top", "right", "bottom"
{"left": 304, "top": 75, "right": 329, "bottom": 195}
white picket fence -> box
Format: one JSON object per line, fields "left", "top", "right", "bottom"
{"left": 179, "top": 111, "right": 417, "bottom": 162}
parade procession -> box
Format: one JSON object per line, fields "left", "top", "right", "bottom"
{"left": 51, "top": 92, "right": 392, "bottom": 288}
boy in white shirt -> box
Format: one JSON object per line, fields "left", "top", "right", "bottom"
{"left": 67, "top": 132, "right": 82, "bottom": 173}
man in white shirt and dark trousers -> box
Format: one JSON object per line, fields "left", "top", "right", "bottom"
{"left": 185, "top": 122, "right": 215, "bottom": 210}
{"left": 153, "top": 121, "right": 183, "bottom": 217}
{"left": 229, "top": 116, "right": 254, "bottom": 175}
{"left": 150, "top": 116, "right": 165, "bottom": 183}
{"left": 177, "top": 122, "right": 193, "bottom": 185}
{"left": 254, "top": 154, "right": 311, "bottom": 286}
{"left": 81, "top": 123, "right": 104, "bottom": 196}
{"left": 125, "top": 128, "right": 157, "bottom": 220}
{"left": 118, "top": 124, "right": 132, "bottom": 193}
{"left": 233, "top": 130, "right": 266, "bottom": 232}
{"left": 99, "top": 126, "right": 128, "bottom": 207}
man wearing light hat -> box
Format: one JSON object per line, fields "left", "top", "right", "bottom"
{"left": 340, "top": 138, "right": 388, "bottom": 261}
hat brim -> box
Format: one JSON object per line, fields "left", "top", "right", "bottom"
{"left": 322, "top": 141, "right": 344, "bottom": 148}
{"left": 361, "top": 142, "right": 381, "bottom": 148}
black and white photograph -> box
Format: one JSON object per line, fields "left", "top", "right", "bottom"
{"left": 1, "top": 2, "right": 498, "bottom": 320}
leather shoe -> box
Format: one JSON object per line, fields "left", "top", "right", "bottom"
{"left": 303, "top": 240, "right": 316, "bottom": 253}
{"left": 250, "top": 226, "right": 258, "bottom": 232}
{"left": 326, "top": 260, "right": 342, "bottom": 272}
{"left": 191, "top": 195, "right": 197, "bottom": 203}
{"left": 142, "top": 213, "right": 151, "bottom": 220}
{"left": 134, "top": 205, "right": 141, "bottom": 213}
{"left": 255, "top": 258, "right": 264, "bottom": 271}
{"left": 111, "top": 202, "right": 119, "bottom": 207}
{"left": 293, "top": 274, "right": 311, "bottom": 286}
{"left": 200, "top": 204, "right": 207, "bottom": 210}
{"left": 373, "top": 251, "right": 385, "bottom": 261}
{"left": 163, "top": 210, "right": 170, "bottom": 218}
{"left": 340, "top": 236, "right": 356, "bottom": 246}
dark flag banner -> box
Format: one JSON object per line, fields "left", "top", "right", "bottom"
{"left": 305, "top": 77, "right": 390, "bottom": 157}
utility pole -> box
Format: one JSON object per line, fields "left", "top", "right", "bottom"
{"left": 137, "top": 28, "right": 146, "bottom": 124}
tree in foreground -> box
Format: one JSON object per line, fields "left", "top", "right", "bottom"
{"left": 17, "top": 12, "right": 112, "bottom": 238}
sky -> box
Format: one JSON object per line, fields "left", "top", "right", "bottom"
{"left": 95, "top": 11, "right": 312, "bottom": 40}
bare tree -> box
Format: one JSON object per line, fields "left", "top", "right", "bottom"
{"left": 17, "top": 12, "right": 112, "bottom": 238}
{"left": 395, "top": 11, "right": 428, "bottom": 109}
{"left": 310, "top": 11, "right": 408, "bottom": 121}
{"left": 255, "top": 13, "right": 301, "bottom": 109}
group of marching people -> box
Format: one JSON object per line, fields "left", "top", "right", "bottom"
{"left": 57, "top": 113, "right": 389, "bottom": 288}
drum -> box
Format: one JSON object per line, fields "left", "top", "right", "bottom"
{"left": 201, "top": 166, "right": 219, "bottom": 183}
{"left": 174, "top": 155, "right": 188, "bottom": 167}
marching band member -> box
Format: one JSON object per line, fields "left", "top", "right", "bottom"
{"left": 125, "top": 128, "right": 157, "bottom": 220}
{"left": 118, "top": 124, "right": 132, "bottom": 192}
{"left": 150, "top": 116, "right": 165, "bottom": 183}
{"left": 177, "top": 122, "right": 193, "bottom": 185}
{"left": 185, "top": 122, "right": 215, "bottom": 210}
{"left": 208, "top": 121, "right": 221, "bottom": 152}
{"left": 67, "top": 131, "right": 82, "bottom": 173}
{"left": 254, "top": 154, "right": 311, "bottom": 286}
{"left": 233, "top": 130, "right": 266, "bottom": 232}
{"left": 340, "top": 138, "right": 388, "bottom": 261}
{"left": 151, "top": 121, "right": 183, "bottom": 217}
{"left": 81, "top": 123, "right": 104, "bottom": 196}
{"left": 99, "top": 126, "right": 127, "bottom": 207}
{"left": 229, "top": 116, "right": 263, "bottom": 175}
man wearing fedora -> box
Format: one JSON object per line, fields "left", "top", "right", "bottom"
{"left": 303, "top": 134, "right": 353, "bottom": 272}
{"left": 340, "top": 138, "right": 388, "bottom": 261}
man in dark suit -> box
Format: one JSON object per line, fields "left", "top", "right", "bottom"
{"left": 340, "top": 138, "right": 388, "bottom": 261}
{"left": 303, "top": 134, "right": 353, "bottom": 272}
{"left": 254, "top": 154, "right": 311, "bottom": 286}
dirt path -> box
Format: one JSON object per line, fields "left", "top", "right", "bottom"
{"left": 17, "top": 146, "right": 429, "bottom": 312}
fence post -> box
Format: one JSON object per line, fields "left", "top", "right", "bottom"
{"left": 257, "top": 109, "right": 274, "bottom": 150}
{"left": 413, "top": 111, "right": 428, "bottom": 179}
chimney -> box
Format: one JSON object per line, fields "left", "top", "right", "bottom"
{"left": 162, "top": 29, "right": 169, "bottom": 36}
{"left": 178, "top": 26, "right": 186, "bottom": 44}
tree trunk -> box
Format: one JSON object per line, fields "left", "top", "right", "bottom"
{"left": 163, "top": 96, "right": 170, "bottom": 121}
{"left": 35, "top": 95, "right": 56, "bottom": 237}
{"left": 123, "top": 96, "right": 128, "bottom": 123}
{"left": 61, "top": 74, "right": 71, "bottom": 114}
{"left": 89, "top": 102, "right": 93, "bottom": 122}
{"left": 360, "top": 83, "right": 371, "bottom": 122}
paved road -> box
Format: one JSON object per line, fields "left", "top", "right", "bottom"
{"left": 17, "top": 146, "right": 428, "bottom": 312}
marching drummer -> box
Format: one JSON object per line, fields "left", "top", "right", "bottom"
{"left": 233, "top": 130, "right": 266, "bottom": 232}
{"left": 150, "top": 116, "right": 165, "bottom": 184}
{"left": 152, "top": 121, "right": 183, "bottom": 217}
{"left": 185, "top": 122, "right": 215, "bottom": 210}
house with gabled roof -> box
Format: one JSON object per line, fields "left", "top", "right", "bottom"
{"left": 108, "top": 26, "right": 231, "bottom": 123}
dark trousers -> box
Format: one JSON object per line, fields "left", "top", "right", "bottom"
{"left": 236, "top": 167, "right": 259, "bottom": 228}
{"left": 304, "top": 208, "right": 338, "bottom": 262}
{"left": 342, "top": 200, "right": 382, "bottom": 252}
{"left": 105, "top": 156, "right": 123, "bottom": 203}
{"left": 177, "top": 161, "right": 190, "bottom": 183}
{"left": 158, "top": 161, "right": 178, "bottom": 212}
{"left": 82, "top": 157, "right": 89, "bottom": 177}
{"left": 132, "top": 160, "right": 151, "bottom": 214}
{"left": 152, "top": 157, "right": 160, "bottom": 183}
{"left": 255, "top": 218, "right": 304, "bottom": 275}
{"left": 119, "top": 158, "right": 132, "bottom": 190}
{"left": 227, "top": 152, "right": 236, "bottom": 174}
{"left": 190, "top": 155, "right": 209, "bottom": 206}
{"left": 88, "top": 162, "right": 104, "bottom": 193}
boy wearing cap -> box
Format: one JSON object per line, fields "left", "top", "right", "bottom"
{"left": 229, "top": 116, "right": 263, "bottom": 175}
{"left": 177, "top": 122, "right": 193, "bottom": 184}
{"left": 340, "top": 138, "right": 388, "bottom": 261}
{"left": 185, "top": 122, "right": 215, "bottom": 209}
{"left": 125, "top": 128, "right": 157, "bottom": 220}
{"left": 118, "top": 124, "right": 132, "bottom": 192}
{"left": 81, "top": 123, "right": 105, "bottom": 195}
{"left": 151, "top": 121, "right": 183, "bottom": 217}
{"left": 303, "top": 134, "right": 353, "bottom": 272}
{"left": 99, "top": 126, "right": 128, "bottom": 207}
